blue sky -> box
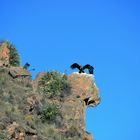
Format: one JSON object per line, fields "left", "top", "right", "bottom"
{"left": 0, "top": 0, "right": 140, "bottom": 139}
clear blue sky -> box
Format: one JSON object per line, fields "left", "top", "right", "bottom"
{"left": 0, "top": 0, "right": 140, "bottom": 139}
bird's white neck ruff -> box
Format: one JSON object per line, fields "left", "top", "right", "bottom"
{"left": 72, "top": 72, "right": 94, "bottom": 77}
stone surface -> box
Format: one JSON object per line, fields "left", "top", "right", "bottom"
{"left": 62, "top": 72, "right": 100, "bottom": 139}
{"left": 34, "top": 72, "right": 100, "bottom": 139}
{"left": 0, "top": 68, "right": 100, "bottom": 140}
{"left": 0, "top": 42, "right": 10, "bottom": 66}
{"left": 68, "top": 72, "right": 100, "bottom": 107}
{"left": 9, "top": 66, "right": 31, "bottom": 78}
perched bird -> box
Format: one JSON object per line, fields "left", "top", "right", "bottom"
{"left": 23, "top": 62, "right": 30, "bottom": 70}
{"left": 70, "top": 63, "right": 94, "bottom": 74}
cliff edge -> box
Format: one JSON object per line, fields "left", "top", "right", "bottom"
{"left": 0, "top": 41, "right": 100, "bottom": 140}
{"left": 0, "top": 69, "right": 100, "bottom": 140}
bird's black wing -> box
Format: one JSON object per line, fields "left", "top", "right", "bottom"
{"left": 23, "top": 62, "right": 30, "bottom": 69}
{"left": 70, "top": 63, "right": 81, "bottom": 70}
{"left": 83, "top": 64, "right": 94, "bottom": 74}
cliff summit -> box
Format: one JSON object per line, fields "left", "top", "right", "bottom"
{"left": 0, "top": 41, "right": 100, "bottom": 140}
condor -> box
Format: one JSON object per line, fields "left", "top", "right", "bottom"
{"left": 70, "top": 63, "right": 94, "bottom": 74}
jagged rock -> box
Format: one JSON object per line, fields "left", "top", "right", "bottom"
{"left": 35, "top": 72, "right": 100, "bottom": 139}
{"left": 0, "top": 41, "right": 100, "bottom": 139}
{"left": 68, "top": 72, "right": 100, "bottom": 107}
{"left": 25, "top": 94, "right": 43, "bottom": 115}
{"left": 0, "top": 68, "right": 100, "bottom": 140}
{"left": 9, "top": 66, "right": 31, "bottom": 79}
{"left": 6, "top": 122, "right": 23, "bottom": 139}
{"left": 35, "top": 72, "right": 45, "bottom": 82}
{"left": 0, "top": 42, "right": 10, "bottom": 66}
{"left": 6, "top": 121, "right": 38, "bottom": 140}
{"left": 60, "top": 72, "right": 100, "bottom": 139}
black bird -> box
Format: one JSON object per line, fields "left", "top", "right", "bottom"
{"left": 70, "top": 63, "right": 94, "bottom": 74}
{"left": 23, "top": 62, "right": 30, "bottom": 70}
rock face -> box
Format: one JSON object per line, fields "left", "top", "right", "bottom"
{"left": 0, "top": 41, "right": 20, "bottom": 67}
{"left": 66, "top": 72, "right": 100, "bottom": 140}
{"left": 0, "top": 42, "right": 10, "bottom": 66}
{"left": 0, "top": 68, "right": 100, "bottom": 140}
{"left": 9, "top": 66, "right": 31, "bottom": 79}
{"left": 34, "top": 72, "right": 100, "bottom": 140}
{"left": 68, "top": 72, "right": 100, "bottom": 107}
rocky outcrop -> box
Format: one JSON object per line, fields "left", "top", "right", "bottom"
{"left": 34, "top": 72, "right": 100, "bottom": 140}
{"left": 68, "top": 72, "right": 100, "bottom": 107}
{"left": 0, "top": 68, "right": 100, "bottom": 140}
{"left": 9, "top": 66, "right": 31, "bottom": 79}
{"left": 0, "top": 41, "right": 20, "bottom": 67}
{"left": 0, "top": 42, "right": 10, "bottom": 66}
{"left": 62, "top": 73, "right": 100, "bottom": 140}
{"left": 0, "top": 41, "right": 100, "bottom": 139}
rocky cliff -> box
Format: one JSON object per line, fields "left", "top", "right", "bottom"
{"left": 0, "top": 68, "right": 100, "bottom": 140}
{"left": 0, "top": 42, "right": 10, "bottom": 66}
{"left": 0, "top": 41, "right": 100, "bottom": 140}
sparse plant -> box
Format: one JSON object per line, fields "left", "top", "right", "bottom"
{"left": 53, "top": 134, "right": 66, "bottom": 140}
{"left": 0, "top": 40, "right": 20, "bottom": 66}
{"left": 39, "top": 71, "right": 71, "bottom": 98}
{"left": 0, "top": 68, "right": 6, "bottom": 73}
{"left": 7, "top": 41, "right": 20, "bottom": 66}
{"left": 0, "top": 132, "right": 7, "bottom": 140}
{"left": 65, "top": 125, "right": 80, "bottom": 138}
{"left": 25, "top": 115, "right": 34, "bottom": 122}
{"left": 0, "top": 76, "right": 6, "bottom": 86}
{"left": 41, "top": 103, "right": 61, "bottom": 123}
{"left": 40, "top": 71, "right": 62, "bottom": 98}
{"left": 60, "top": 75, "right": 71, "bottom": 97}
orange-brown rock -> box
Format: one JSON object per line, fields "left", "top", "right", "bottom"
{"left": 6, "top": 122, "right": 26, "bottom": 140}
{"left": 0, "top": 68, "right": 100, "bottom": 140}
{"left": 34, "top": 72, "right": 100, "bottom": 140}
{"left": 0, "top": 42, "right": 10, "bottom": 66}
{"left": 83, "top": 131, "right": 93, "bottom": 140}
{"left": 68, "top": 72, "right": 100, "bottom": 107}
{"left": 60, "top": 72, "right": 100, "bottom": 139}
{"left": 9, "top": 66, "right": 31, "bottom": 79}
{"left": 0, "top": 41, "right": 101, "bottom": 139}
{"left": 6, "top": 122, "right": 19, "bottom": 138}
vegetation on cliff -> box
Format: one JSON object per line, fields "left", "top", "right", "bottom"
{"left": 0, "top": 68, "right": 75, "bottom": 140}
{"left": 0, "top": 41, "right": 100, "bottom": 140}
{"left": 0, "top": 40, "right": 20, "bottom": 66}
{"left": 41, "top": 103, "right": 61, "bottom": 123}
{"left": 39, "top": 71, "right": 71, "bottom": 98}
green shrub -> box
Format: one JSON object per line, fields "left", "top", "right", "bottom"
{"left": 0, "top": 76, "right": 6, "bottom": 85}
{"left": 41, "top": 103, "right": 61, "bottom": 123}
{"left": 65, "top": 125, "right": 80, "bottom": 138}
{"left": 60, "top": 76, "right": 71, "bottom": 97}
{"left": 40, "top": 71, "right": 71, "bottom": 98}
{"left": 53, "top": 134, "right": 66, "bottom": 140}
{"left": 0, "top": 132, "right": 7, "bottom": 140}
{"left": 7, "top": 41, "right": 20, "bottom": 66}
{"left": 0, "top": 68, "right": 7, "bottom": 73}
